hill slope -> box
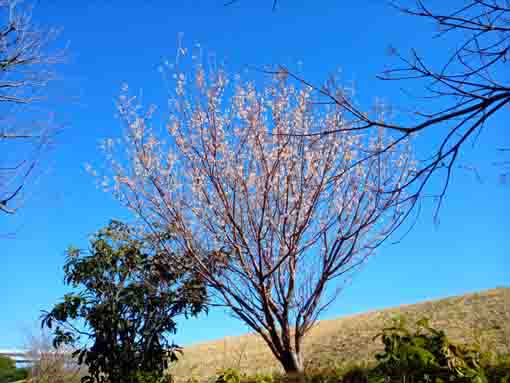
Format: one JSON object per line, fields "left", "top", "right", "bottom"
{"left": 170, "top": 287, "right": 510, "bottom": 379}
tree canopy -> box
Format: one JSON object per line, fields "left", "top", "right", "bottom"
{"left": 96, "top": 50, "right": 416, "bottom": 372}
{"left": 42, "top": 220, "right": 207, "bottom": 383}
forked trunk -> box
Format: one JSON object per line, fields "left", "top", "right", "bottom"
{"left": 279, "top": 349, "right": 303, "bottom": 374}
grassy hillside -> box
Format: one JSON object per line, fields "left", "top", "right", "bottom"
{"left": 170, "top": 287, "right": 510, "bottom": 379}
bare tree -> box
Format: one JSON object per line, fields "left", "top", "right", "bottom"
{"left": 0, "top": 0, "right": 62, "bottom": 216}
{"left": 97, "top": 52, "right": 415, "bottom": 373}
{"left": 265, "top": 0, "right": 509, "bottom": 217}
{"left": 25, "top": 329, "right": 83, "bottom": 383}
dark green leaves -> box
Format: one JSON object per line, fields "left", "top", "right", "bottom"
{"left": 41, "top": 220, "right": 207, "bottom": 383}
{"left": 373, "top": 316, "right": 488, "bottom": 383}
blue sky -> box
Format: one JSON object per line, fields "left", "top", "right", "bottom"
{"left": 1, "top": 0, "right": 508, "bottom": 350}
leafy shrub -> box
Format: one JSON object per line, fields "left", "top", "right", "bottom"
{"left": 195, "top": 320, "right": 507, "bottom": 383}
{"left": 215, "top": 368, "right": 243, "bottom": 383}
{"left": 484, "top": 355, "right": 510, "bottom": 383}
{"left": 372, "top": 316, "right": 487, "bottom": 383}
{"left": 250, "top": 372, "right": 276, "bottom": 383}
{"left": 0, "top": 356, "right": 14, "bottom": 371}
{"left": 0, "top": 367, "right": 28, "bottom": 383}
{"left": 0, "top": 356, "right": 29, "bottom": 383}
{"left": 42, "top": 221, "right": 207, "bottom": 383}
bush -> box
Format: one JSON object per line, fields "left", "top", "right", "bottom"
{"left": 214, "top": 368, "right": 243, "bottom": 383}
{"left": 0, "top": 368, "right": 28, "bottom": 383}
{"left": 197, "top": 321, "right": 507, "bottom": 383}
{"left": 0, "top": 355, "right": 29, "bottom": 383}
{"left": 0, "top": 356, "right": 15, "bottom": 371}
{"left": 0, "top": 356, "right": 28, "bottom": 383}
{"left": 371, "top": 316, "right": 487, "bottom": 383}
{"left": 484, "top": 355, "right": 510, "bottom": 383}
{"left": 245, "top": 372, "right": 276, "bottom": 383}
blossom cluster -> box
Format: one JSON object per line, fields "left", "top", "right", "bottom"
{"left": 97, "top": 51, "right": 414, "bottom": 306}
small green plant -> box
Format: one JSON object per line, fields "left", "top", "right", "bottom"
{"left": 0, "top": 355, "right": 29, "bottom": 383}
{"left": 215, "top": 368, "right": 243, "bottom": 383}
{"left": 251, "top": 372, "right": 275, "bottom": 383}
{"left": 372, "top": 316, "right": 487, "bottom": 383}
{"left": 0, "top": 356, "right": 14, "bottom": 371}
{"left": 484, "top": 354, "right": 510, "bottom": 383}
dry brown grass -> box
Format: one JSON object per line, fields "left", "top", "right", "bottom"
{"left": 169, "top": 287, "right": 510, "bottom": 380}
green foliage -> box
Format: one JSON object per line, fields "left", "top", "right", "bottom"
{"left": 0, "top": 356, "right": 14, "bottom": 371}
{"left": 192, "top": 353, "right": 510, "bottom": 383}
{"left": 251, "top": 372, "right": 276, "bottom": 383}
{"left": 372, "top": 316, "right": 487, "bottom": 383}
{"left": 299, "top": 348, "right": 510, "bottom": 383}
{"left": 0, "top": 356, "right": 28, "bottom": 383}
{"left": 41, "top": 220, "right": 208, "bottom": 383}
{"left": 214, "top": 368, "right": 243, "bottom": 383}
{"left": 484, "top": 355, "right": 510, "bottom": 383}
{"left": 0, "top": 367, "right": 28, "bottom": 383}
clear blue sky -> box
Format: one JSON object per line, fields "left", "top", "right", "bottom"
{"left": 1, "top": 0, "right": 508, "bottom": 350}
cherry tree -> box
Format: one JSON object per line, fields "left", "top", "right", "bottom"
{"left": 98, "top": 52, "right": 415, "bottom": 373}
{"left": 250, "top": 0, "right": 510, "bottom": 213}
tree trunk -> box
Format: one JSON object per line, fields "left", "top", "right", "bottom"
{"left": 279, "top": 349, "right": 303, "bottom": 374}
